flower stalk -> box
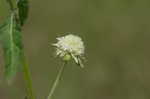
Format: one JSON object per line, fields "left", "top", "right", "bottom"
{"left": 47, "top": 62, "right": 67, "bottom": 99}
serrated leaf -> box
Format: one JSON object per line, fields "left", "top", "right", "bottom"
{"left": 17, "top": 0, "right": 29, "bottom": 26}
{"left": 0, "top": 13, "right": 23, "bottom": 82}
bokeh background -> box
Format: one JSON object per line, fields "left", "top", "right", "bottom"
{"left": 0, "top": 0, "right": 150, "bottom": 99}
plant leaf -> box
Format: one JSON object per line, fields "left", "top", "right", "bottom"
{"left": 0, "top": 13, "right": 23, "bottom": 82}
{"left": 17, "top": 0, "right": 29, "bottom": 26}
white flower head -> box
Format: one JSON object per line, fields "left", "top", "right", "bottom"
{"left": 52, "top": 34, "right": 85, "bottom": 68}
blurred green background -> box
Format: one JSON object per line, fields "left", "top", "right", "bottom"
{"left": 0, "top": 0, "right": 150, "bottom": 99}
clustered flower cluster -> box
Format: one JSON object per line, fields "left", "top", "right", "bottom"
{"left": 52, "top": 34, "right": 85, "bottom": 68}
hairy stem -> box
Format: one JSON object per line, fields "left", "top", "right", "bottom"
{"left": 23, "top": 57, "right": 36, "bottom": 99}
{"left": 47, "top": 62, "right": 67, "bottom": 99}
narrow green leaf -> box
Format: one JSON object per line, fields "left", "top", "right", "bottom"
{"left": 0, "top": 13, "right": 23, "bottom": 82}
{"left": 17, "top": 0, "right": 29, "bottom": 26}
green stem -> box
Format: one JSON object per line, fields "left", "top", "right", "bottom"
{"left": 47, "top": 62, "right": 67, "bottom": 99}
{"left": 23, "top": 57, "right": 36, "bottom": 99}
{"left": 6, "top": 0, "right": 15, "bottom": 11}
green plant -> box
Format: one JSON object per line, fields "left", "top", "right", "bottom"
{"left": 0, "top": 0, "right": 85, "bottom": 99}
